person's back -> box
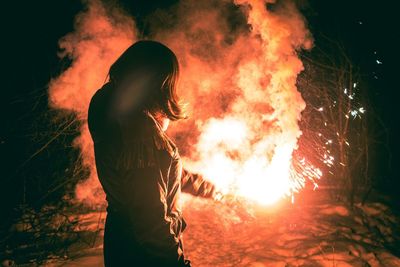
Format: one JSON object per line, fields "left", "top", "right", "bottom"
{"left": 88, "top": 41, "right": 217, "bottom": 267}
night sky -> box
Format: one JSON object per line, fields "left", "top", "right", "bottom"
{"left": 2, "top": 0, "right": 399, "bottom": 214}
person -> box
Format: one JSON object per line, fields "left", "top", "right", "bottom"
{"left": 88, "top": 40, "right": 217, "bottom": 267}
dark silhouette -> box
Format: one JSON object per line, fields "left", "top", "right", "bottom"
{"left": 88, "top": 41, "right": 216, "bottom": 266}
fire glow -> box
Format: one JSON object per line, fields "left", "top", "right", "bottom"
{"left": 186, "top": 117, "right": 297, "bottom": 205}
{"left": 49, "top": 0, "right": 322, "bottom": 207}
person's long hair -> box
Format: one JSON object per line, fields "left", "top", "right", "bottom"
{"left": 108, "top": 40, "right": 186, "bottom": 121}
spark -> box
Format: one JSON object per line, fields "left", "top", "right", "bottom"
{"left": 350, "top": 110, "right": 358, "bottom": 118}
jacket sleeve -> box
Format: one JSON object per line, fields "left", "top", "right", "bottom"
{"left": 181, "top": 168, "right": 216, "bottom": 198}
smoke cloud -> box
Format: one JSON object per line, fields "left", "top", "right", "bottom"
{"left": 49, "top": 0, "right": 314, "bottom": 206}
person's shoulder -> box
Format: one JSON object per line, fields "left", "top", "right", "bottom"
{"left": 88, "top": 83, "right": 114, "bottom": 137}
{"left": 139, "top": 114, "right": 177, "bottom": 157}
{"left": 153, "top": 129, "right": 178, "bottom": 159}
{"left": 89, "top": 83, "right": 112, "bottom": 114}
{"left": 120, "top": 113, "right": 177, "bottom": 157}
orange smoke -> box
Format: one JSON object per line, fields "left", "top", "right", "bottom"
{"left": 48, "top": 0, "right": 137, "bottom": 205}
{"left": 49, "top": 0, "right": 319, "bottom": 206}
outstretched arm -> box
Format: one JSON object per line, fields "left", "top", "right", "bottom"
{"left": 181, "top": 169, "right": 216, "bottom": 198}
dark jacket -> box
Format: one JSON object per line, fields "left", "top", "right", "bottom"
{"left": 88, "top": 83, "right": 215, "bottom": 266}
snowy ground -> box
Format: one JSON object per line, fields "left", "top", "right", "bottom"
{"left": 181, "top": 197, "right": 400, "bottom": 266}
{"left": 5, "top": 189, "right": 400, "bottom": 267}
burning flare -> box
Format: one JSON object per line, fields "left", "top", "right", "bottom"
{"left": 49, "top": 0, "right": 321, "bottom": 206}
{"left": 171, "top": 0, "right": 320, "bottom": 205}
{"left": 186, "top": 117, "right": 296, "bottom": 205}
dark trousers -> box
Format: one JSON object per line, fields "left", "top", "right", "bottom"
{"left": 103, "top": 210, "right": 189, "bottom": 267}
